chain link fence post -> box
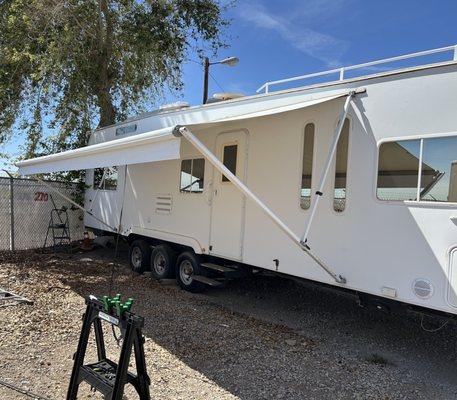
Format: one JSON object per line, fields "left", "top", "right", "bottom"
{"left": 9, "top": 175, "right": 15, "bottom": 251}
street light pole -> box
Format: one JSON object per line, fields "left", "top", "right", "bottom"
{"left": 202, "top": 56, "right": 239, "bottom": 104}
{"left": 203, "top": 57, "right": 210, "bottom": 104}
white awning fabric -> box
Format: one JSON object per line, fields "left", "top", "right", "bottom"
{"left": 16, "top": 92, "right": 348, "bottom": 175}
{"left": 17, "top": 127, "right": 178, "bottom": 175}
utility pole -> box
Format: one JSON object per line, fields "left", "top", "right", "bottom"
{"left": 203, "top": 57, "right": 210, "bottom": 104}
{"left": 201, "top": 56, "right": 239, "bottom": 105}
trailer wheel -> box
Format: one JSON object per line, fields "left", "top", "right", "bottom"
{"left": 150, "top": 244, "right": 176, "bottom": 279}
{"left": 128, "top": 239, "right": 151, "bottom": 274}
{"left": 175, "top": 252, "right": 205, "bottom": 293}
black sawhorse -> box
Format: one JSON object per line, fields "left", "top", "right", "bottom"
{"left": 67, "top": 296, "right": 151, "bottom": 399}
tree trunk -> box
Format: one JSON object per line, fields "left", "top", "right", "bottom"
{"left": 96, "top": 0, "right": 115, "bottom": 128}
{"left": 97, "top": 88, "right": 116, "bottom": 127}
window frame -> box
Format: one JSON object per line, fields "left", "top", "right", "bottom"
{"left": 299, "top": 121, "right": 317, "bottom": 211}
{"left": 374, "top": 131, "right": 457, "bottom": 206}
{"left": 179, "top": 157, "right": 206, "bottom": 194}
{"left": 220, "top": 141, "right": 239, "bottom": 184}
{"left": 92, "top": 167, "right": 118, "bottom": 191}
{"left": 332, "top": 117, "right": 351, "bottom": 214}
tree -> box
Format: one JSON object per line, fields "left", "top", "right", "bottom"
{"left": 0, "top": 0, "right": 231, "bottom": 161}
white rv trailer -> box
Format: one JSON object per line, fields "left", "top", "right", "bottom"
{"left": 17, "top": 45, "right": 457, "bottom": 317}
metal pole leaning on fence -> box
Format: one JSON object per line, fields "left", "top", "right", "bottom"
{"left": 2, "top": 170, "right": 15, "bottom": 251}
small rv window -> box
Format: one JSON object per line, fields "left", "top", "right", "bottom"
{"left": 377, "top": 139, "right": 421, "bottom": 201}
{"left": 93, "top": 167, "right": 118, "bottom": 190}
{"left": 222, "top": 144, "right": 237, "bottom": 182}
{"left": 180, "top": 158, "right": 205, "bottom": 193}
{"left": 116, "top": 124, "right": 137, "bottom": 136}
{"left": 333, "top": 119, "right": 350, "bottom": 212}
{"left": 301, "top": 123, "right": 315, "bottom": 209}
{"left": 420, "top": 136, "right": 457, "bottom": 203}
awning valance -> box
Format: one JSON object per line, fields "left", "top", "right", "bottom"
{"left": 16, "top": 92, "right": 349, "bottom": 176}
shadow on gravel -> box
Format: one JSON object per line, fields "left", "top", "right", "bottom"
{"left": 40, "top": 247, "right": 457, "bottom": 399}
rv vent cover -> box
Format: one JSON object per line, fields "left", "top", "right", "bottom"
{"left": 412, "top": 278, "right": 433, "bottom": 300}
{"left": 158, "top": 102, "right": 189, "bottom": 112}
{"left": 154, "top": 194, "right": 172, "bottom": 215}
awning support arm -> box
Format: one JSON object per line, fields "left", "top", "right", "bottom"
{"left": 173, "top": 125, "right": 346, "bottom": 284}
{"left": 34, "top": 176, "right": 117, "bottom": 232}
{"left": 301, "top": 90, "right": 358, "bottom": 244}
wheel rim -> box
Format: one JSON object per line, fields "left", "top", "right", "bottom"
{"left": 179, "top": 260, "right": 194, "bottom": 285}
{"left": 153, "top": 252, "right": 166, "bottom": 275}
{"left": 131, "top": 247, "right": 142, "bottom": 269}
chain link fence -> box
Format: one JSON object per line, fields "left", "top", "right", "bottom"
{"left": 0, "top": 176, "right": 85, "bottom": 250}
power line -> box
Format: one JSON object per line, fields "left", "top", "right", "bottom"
{"left": 208, "top": 71, "right": 225, "bottom": 93}
{"left": 187, "top": 58, "right": 227, "bottom": 93}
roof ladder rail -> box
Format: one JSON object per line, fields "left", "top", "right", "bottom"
{"left": 257, "top": 44, "right": 457, "bottom": 93}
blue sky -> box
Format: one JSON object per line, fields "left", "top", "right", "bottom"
{"left": 2, "top": 0, "right": 457, "bottom": 173}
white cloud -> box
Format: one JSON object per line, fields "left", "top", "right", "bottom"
{"left": 237, "top": 1, "right": 350, "bottom": 66}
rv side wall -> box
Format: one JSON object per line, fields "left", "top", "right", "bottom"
{"left": 84, "top": 64, "right": 457, "bottom": 315}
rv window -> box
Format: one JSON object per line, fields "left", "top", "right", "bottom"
{"left": 180, "top": 158, "right": 205, "bottom": 193}
{"left": 222, "top": 144, "right": 237, "bottom": 182}
{"left": 420, "top": 136, "right": 457, "bottom": 203}
{"left": 333, "top": 119, "right": 350, "bottom": 212}
{"left": 300, "top": 123, "right": 315, "bottom": 209}
{"left": 93, "top": 167, "right": 118, "bottom": 190}
{"left": 376, "top": 139, "right": 421, "bottom": 201}
{"left": 116, "top": 124, "right": 137, "bottom": 136}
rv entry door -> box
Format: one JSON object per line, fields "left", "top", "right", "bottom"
{"left": 209, "top": 130, "right": 248, "bottom": 260}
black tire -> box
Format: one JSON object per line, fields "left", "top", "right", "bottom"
{"left": 150, "top": 244, "right": 177, "bottom": 279}
{"left": 128, "top": 239, "right": 151, "bottom": 274}
{"left": 175, "top": 251, "right": 206, "bottom": 293}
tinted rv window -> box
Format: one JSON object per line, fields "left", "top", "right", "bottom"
{"left": 180, "top": 158, "right": 205, "bottom": 193}
{"left": 420, "top": 136, "right": 457, "bottom": 203}
{"left": 222, "top": 144, "right": 238, "bottom": 182}
{"left": 300, "top": 123, "right": 315, "bottom": 209}
{"left": 333, "top": 119, "right": 350, "bottom": 212}
{"left": 93, "top": 167, "right": 118, "bottom": 190}
{"left": 377, "top": 139, "right": 421, "bottom": 201}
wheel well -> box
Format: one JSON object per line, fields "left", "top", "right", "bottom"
{"left": 126, "top": 234, "right": 193, "bottom": 254}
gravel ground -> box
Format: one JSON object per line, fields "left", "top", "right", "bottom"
{"left": 0, "top": 245, "right": 456, "bottom": 399}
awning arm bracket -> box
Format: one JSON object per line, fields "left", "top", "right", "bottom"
{"left": 173, "top": 125, "right": 346, "bottom": 284}
{"left": 34, "top": 176, "right": 118, "bottom": 232}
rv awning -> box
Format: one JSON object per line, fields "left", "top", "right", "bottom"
{"left": 17, "top": 92, "right": 348, "bottom": 175}
{"left": 16, "top": 127, "right": 179, "bottom": 175}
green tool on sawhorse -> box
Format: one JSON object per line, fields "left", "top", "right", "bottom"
{"left": 67, "top": 295, "right": 150, "bottom": 399}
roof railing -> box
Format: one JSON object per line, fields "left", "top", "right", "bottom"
{"left": 257, "top": 45, "right": 457, "bottom": 94}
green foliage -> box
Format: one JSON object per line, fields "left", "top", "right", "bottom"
{"left": 0, "top": 0, "right": 230, "bottom": 180}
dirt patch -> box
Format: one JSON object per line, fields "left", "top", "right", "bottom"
{"left": 0, "top": 247, "right": 456, "bottom": 399}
